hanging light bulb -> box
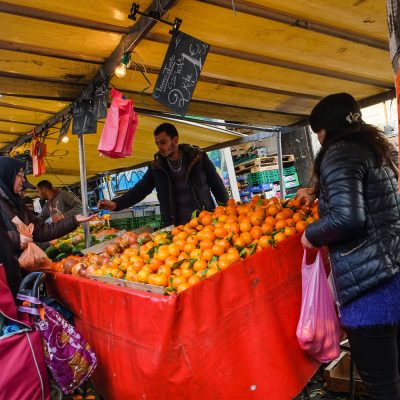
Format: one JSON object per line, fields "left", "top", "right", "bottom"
{"left": 114, "top": 53, "right": 130, "bottom": 78}
{"left": 61, "top": 136, "right": 69, "bottom": 144}
{"left": 115, "top": 64, "right": 127, "bottom": 78}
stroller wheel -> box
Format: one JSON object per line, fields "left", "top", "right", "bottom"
{"left": 50, "top": 380, "right": 64, "bottom": 400}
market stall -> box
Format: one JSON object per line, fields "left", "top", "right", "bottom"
{"left": 46, "top": 234, "right": 319, "bottom": 400}
{"left": 0, "top": 1, "right": 398, "bottom": 399}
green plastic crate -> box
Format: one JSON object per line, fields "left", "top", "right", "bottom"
{"left": 110, "top": 218, "right": 134, "bottom": 231}
{"left": 233, "top": 154, "right": 257, "bottom": 166}
{"left": 110, "top": 215, "right": 162, "bottom": 231}
{"left": 246, "top": 166, "right": 297, "bottom": 185}
{"left": 131, "top": 215, "right": 162, "bottom": 230}
{"left": 275, "top": 176, "right": 300, "bottom": 190}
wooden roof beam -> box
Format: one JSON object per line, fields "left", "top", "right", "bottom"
{"left": 0, "top": 1, "right": 129, "bottom": 34}
{"left": 147, "top": 33, "right": 393, "bottom": 89}
{"left": 0, "top": 71, "right": 87, "bottom": 86}
{"left": 142, "top": 65, "right": 321, "bottom": 100}
{"left": 0, "top": 101, "right": 57, "bottom": 115}
{"left": 0, "top": 130, "right": 26, "bottom": 136}
{"left": 199, "top": 0, "right": 388, "bottom": 50}
{"left": 0, "top": 40, "right": 104, "bottom": 64}
{"left": 0, "top": 118, "right": 37, "bottom": 126}
{"left": 0, "top": 0, "right": 179, "bottom": 153}
{"left": 0, "top": 75, "right": 82, "bottom": 101}
{"left": 0, "top": 72, "right": 305, "bottom": 124}
{"left": 358, "top": 88, "right": 396, "bottom": 108}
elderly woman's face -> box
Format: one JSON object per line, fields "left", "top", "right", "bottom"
{"left": 316, "top": 129, "right": 326, "bottom": 145}
{"left": 14, "top": 170, "right": 25, "bottom": 194}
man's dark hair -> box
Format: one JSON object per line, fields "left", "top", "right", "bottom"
{"left": 23, "top": 196, "right": 34, "bottom": 205}
{"left": 37, "top": 180, "right": 53, "bottom": 190}
{"left": 154, "top": 123, "right": 178, "bottom": 138}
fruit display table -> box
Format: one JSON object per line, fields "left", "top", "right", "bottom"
{"left": 45, "top": 235, "right": 319, "bottom": 400}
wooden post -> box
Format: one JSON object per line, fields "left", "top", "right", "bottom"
{"left": 386, "top": 0, "right": 400, "bottom": 189}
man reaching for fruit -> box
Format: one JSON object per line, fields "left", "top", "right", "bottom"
{"left": 98, "top": 123, "right": 229, "bottom": 227}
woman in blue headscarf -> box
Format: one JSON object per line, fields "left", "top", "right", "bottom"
{"left": 0, "top": 157, "right": 94, "bottom": 292}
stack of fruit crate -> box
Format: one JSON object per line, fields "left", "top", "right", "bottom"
{"left": 234, "top": 153, "right": 300, "bottom": 200}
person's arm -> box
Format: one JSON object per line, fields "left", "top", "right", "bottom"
{"left": 0, "top": 225, "right": 22, "bottom": 297}
{"left": 31, "top": 214, "right": 79, "bottom": 243}
{"left": 62, "top": 191, "right": 82, "bottom": 216}
{"left": 305, "top": 144, "right": 367, "bottom": 248}
{"left": 202, "top": 153, "right": 229, "bottom": 204}
{"left": 6, "top": 231, "right": 21, "bottom": 251}
{"left": 111, "top": 168, "right": 156, "bottom": 211}
{"left": 37, "top": 202, "right": 50, "bottom": 222}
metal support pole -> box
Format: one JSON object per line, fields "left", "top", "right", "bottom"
{"left": 78, "top": 134, "right": 90, "bottom": 248}
{"left": 222, "top": 147, "right": 241, "bottom": 201}
{"left": 276, "top": 130, "right": 286, "bottom": 199}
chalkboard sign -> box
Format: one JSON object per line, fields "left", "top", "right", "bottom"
{"left": 57, "top": 114, "right": 72, "bottom": 144}
{"left": 72, "top": 100, "right": 97, "bottom": 135}
{"left": 94, "top": 82, "right": 109, "bottom": 120}
{"left": 153, "top": 31, "right": 210, "bottom": 115}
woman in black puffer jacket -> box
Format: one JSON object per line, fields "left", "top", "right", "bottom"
{"left": 299, "top": 93, "right": 400, "bottom": 400}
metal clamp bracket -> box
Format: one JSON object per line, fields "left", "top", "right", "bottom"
{"left": 128, "top": 2, "right": 182, "bottom": 34}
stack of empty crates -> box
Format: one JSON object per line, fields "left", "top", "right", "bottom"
{"left": 232, "top": 146, "right": 300, "bottom": 201}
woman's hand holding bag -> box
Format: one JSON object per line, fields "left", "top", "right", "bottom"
{"left": 296, "top": 248, "right": 341, "bottom": 363}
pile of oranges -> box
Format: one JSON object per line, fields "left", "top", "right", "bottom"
{"left": 88, "top": 196, "right": 318, "bottom": 294}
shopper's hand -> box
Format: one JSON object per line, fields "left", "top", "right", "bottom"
{"left": 20, "top": 234, "right": 33, "bottom": 250}
{"left": 295, "top": 187, "right": 317, "bottom": 207}
{"left": 301, "top": 232, "right": 315, "bottom": 249}
{"left": 51, "top": 214, "right": 63, "bottom": 222}
{"left": 97, "top": 199, "right": 117, "bottom": 211}
{"left": 75, "top": 214, "right": 98, "bottom": 224}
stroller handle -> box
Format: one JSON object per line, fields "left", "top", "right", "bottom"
{"left": 19, "top": 272, "right": 46, "bottom": 300}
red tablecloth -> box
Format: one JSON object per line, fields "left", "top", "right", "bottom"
{"left": 46, "top": 235, "right": 319, "bottom": 400}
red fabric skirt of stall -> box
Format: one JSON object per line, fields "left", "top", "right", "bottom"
{"left": 46, "top": 235, "right": 319, "bottom": 400}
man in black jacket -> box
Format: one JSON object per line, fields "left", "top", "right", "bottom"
{"left": 98, "top": 123, "right": 229, "bottom": 227}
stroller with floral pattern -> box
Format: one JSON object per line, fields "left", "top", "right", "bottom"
{"left": 16, "top": 272, "right": 97, "bottom": 398}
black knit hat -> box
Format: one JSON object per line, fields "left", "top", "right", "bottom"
{"left": 309, "top": 93, "right": 362, "bottom": 133}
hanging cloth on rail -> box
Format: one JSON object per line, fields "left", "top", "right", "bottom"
{"left": 30, "top": 135, "right": 46, "bottom": 177}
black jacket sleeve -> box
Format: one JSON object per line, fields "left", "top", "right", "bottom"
{"left": 114, "top": 168, "right": 155, "bottom": 211}
{"left": 202, "top": 153, "right": 229, "bottom": 204}
{"left": 0, "top": 226, "right": 22, "bottom": 298}
{"left": 31, "top": 214, "right": 79, "bottom": 243}
{"left": 305, "top": 143, "right": 367, "bottom": 247}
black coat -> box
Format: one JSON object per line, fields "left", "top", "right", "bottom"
{"left": 306, "top": 141, "right": 400, "bottom": 306}
{"left": 0, "top": 218, "right": 22, "bottom": 298}
{"left": 0, "top": 188, "right": 79, "bottom": 256}
{"left": 114, "top": 144, "right": 229, "bottom": 227}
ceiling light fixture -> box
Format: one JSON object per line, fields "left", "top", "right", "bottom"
{"left": 114, "top": 53, "right": 130, "bottom": 78}
{"left": 61, "top": 136, "right": 70, "bottom": 144}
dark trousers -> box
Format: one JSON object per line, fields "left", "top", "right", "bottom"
{"left": 346, "top": 324, "right": 400, "bottom": 400}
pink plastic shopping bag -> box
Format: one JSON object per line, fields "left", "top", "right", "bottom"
{"left": 98, "top": 89, "right": 138, "bottom": 158}
{"left": 97, "top": 89, "right": 122, "bottom": 154}
{"left": 121, "top": 106, "right": 138, "bottom": 157}
{"left": 296, "top": 249, "right": 341, "bottom": 363}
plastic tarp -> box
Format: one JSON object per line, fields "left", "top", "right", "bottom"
{"left": 46, "top": 235, "right": 319, "bottom": 400}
